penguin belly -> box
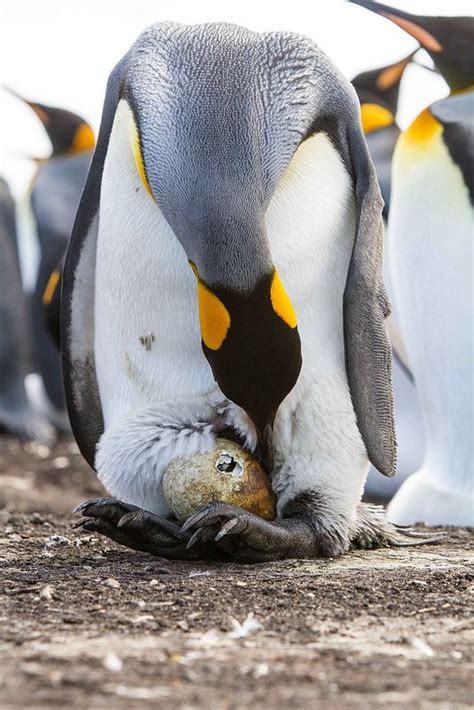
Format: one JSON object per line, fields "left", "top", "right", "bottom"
{"left": 265, "top": 133, "right": 370, "bottom": 515}
{"left": 387, "top": 127, "right": 474, "bottom": 526}
{"left": 95, "top": 101, "right": 215, "bottom": 427}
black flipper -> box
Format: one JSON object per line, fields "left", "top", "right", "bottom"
{"left": 61, "top": 57, "right": 128, "bottom": 468}
{"left": 343, "top": 120, "right": 397, "bottom": 477}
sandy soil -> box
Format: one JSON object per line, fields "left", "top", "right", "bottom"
{"left": 0, "top": 436, "right": 473, "bottom": 709}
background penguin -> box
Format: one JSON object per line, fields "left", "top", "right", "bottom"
{"left": 65, "top": 21, "right": 435, "bottom": 561}
{"left": 0, "top": 177, "right": 54, "bottom": 443}
{"left": 350, "top": 1, "right": 474, "bottom": 525}
{"left": 353, "top": 54, "right": 426, "bottom": 503}
{"left": 9, "top": 91, "right": 95, "bottom": 432}
{"left": 353, "top": 52, "right": 414, "bottom": 218}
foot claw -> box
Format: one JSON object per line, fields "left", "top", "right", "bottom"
{"left": 186, "top": 528, "right": 208, "bottom": 550}
{"left": 180, "top": 505, "right": 215, "bottom": 534}
{"left": 73, "top": 499, "right": 93, "bottom": 514}
{"left": 215, "top": 517, "right": 242, "bottom": 541}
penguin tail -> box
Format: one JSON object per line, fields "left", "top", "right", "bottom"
{"left": 350, "top": 503, "right": 445, "bottom": 549}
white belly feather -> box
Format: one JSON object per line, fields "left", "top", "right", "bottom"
{"left": 95, "top": 101, "right": 215, "bottom": 428}
{"left": 387, "top": 130, "right": 473, "bottom": 524}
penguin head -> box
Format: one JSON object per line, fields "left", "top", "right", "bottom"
{"left": 353, "top": 53, "right": 414, "bottom": 114}
{"left": 123, "top": 24, "right": 323, "bottom": 466}
{"left": 352, "top": 53, "right": 414, "bottom": 134}
{"left": 7, "top": 88, "right": 95, "bottom": 156}
{"left": 349, "top": 1, "right": 474, "bottom": 93}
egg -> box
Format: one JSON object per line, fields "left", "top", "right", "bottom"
{"left": 162, "top": 438, "right": 276, "bottom": 522}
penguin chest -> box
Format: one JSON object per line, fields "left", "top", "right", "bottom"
{"left": 389, "top": 119, "right": 473, "bottom": 338}
{"left": 95, "top": 101, "right": 214, "bottom": 427}
{"left": 265, "top": 132, "right": 357, "bottom": 374}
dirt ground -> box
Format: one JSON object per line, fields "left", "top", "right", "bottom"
{"left": 0, "top": 436, "right": 473, "bottom": 709}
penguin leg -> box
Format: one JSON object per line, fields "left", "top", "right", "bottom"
{"left": 73, "top": 498, "right": 219, "bottom": 559}
{"left": 181, "top": 498, "right": 442, "bottom": 562}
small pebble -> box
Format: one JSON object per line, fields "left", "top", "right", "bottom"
{"left": 53, "top": 457, "right": 69, "bottom": 469}
{"left": 45, "top": 535, "right": 70, "bottom": 549}
{"left": 40, "top": 585, "right": 55, "bottom": 601}
{"left": 103, "top": 652, "right": 123, "bottom": 673}
{"left": 104, "top": 578, "right": 121, "bottom": 589}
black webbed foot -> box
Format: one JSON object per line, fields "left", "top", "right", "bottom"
{"left": 181, "top": 502, "right": 321, "bottom": 562}
{"left": 73, "top": 498, "right": 219, "bottom": 559}
{"left": 180, "top": 499, "right": 444, "bottom": 562}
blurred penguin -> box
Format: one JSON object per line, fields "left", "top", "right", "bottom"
{"left": 353, "top": 52, "right": 414, "bottom": 217}
{"left": 8, "top": 90, "right": 95, "bottom": 432}
{"left": 353, "top": 54, "right": 426, "bottom": 503}
{"left": 351, "top": 1, "right": 474, "bottom": 525}
{"left": 0, "top": 178, "right": 54, "bottom": 443}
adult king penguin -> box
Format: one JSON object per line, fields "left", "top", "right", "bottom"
{"left": 10, "top": 90, "right": 95, "bottom": 431}
{"left": 67, "top": 22, "right": 434, "bottom": 561}
{"left": 0, "top": 178, "right": 54, "bottom": 443}
{"left": 350, "top": 1, "right": 474, "bottom": 526}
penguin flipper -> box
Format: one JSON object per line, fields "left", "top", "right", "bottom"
{"left": 61, "top": 57, "right": 128, "bottom": 469}
{"left": 430, "top": 92, "right": 474, "bottom": 204}
{"left": 343, "top": 124, "right": 396, "bottom": 477}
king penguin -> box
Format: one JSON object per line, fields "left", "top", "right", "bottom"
{"left": 350, "top": 1, "right": 474, "bottom": 526}
{"left": 352, "top": 54, "right": 426, "bottom": 503}
{"left": 65, "top": 22, "right": 436, "bottom": 561}
{"left": 0, "top": 178, "right": 54, "bottom": 443}
{"left": 9, "top": 91, "right": 95, "bottom": 431}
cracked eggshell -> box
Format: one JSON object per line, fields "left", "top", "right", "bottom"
{"left": 162, "top": 438, "right": 276, "bottom": 522}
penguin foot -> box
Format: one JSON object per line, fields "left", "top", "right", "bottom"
{"left": 350, "top": 503, "right": 444, "bottom": 549}
{"left": 181, "top": 502, "right": 321, "bottom": 561}
{"left": 181, "top": 499, "right": 443, "bottom": 562}
{"left": 72, "top": 498, "right": 215, "bottom": 559}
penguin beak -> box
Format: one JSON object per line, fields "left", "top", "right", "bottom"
{"left": 255, "top": 422, "right": 275, "bottom": 473}
{"left": 349, "top": 1, "right": 443, "bottom": 53}
{"left": 375, "top": 51, "right": 416, "bottom": 91}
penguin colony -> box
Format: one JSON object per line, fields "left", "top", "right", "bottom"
{"left": 2, "top": 3, "right": 471, "bottom": 560}
{"left": 1, "top": 92, "right": 95, "bottom": 438}
{"left": 349, "top": 1, "right": 473, "bottom": 526}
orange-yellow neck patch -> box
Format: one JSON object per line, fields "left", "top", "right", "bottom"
{"left": 197, "top": 281, "right": 231, "bottom": 350}
{"left": 360, "top": 103, "right": 394, "bottom": 135}
{"left": 129, "top": 118, "right": 154, "bottom": 199}
{"left": 270, "top": 270, "right": 297, "bottom": 329}
{"left": 42, "top": 269, "right": 61, "bottom": 306}
{"left": 401, "top": 108, "right": 442, "bottom": 150}
{"left": 70, "top": 123, "right": 95, "bottom": 153}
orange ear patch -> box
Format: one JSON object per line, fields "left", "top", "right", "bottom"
{"left": 270, "top": 270, "right": 297, "bottom": 329}
{"left": 197, "top": 281, "right": 231, "bottom": 350}
{"left": 360, "top": 103, "right": 394, "bottom": 135}
{"left": 129, "top": 118, "right": 154, "bottom": 199}
{"left": 403, "top": 107, "right": 442, "bottom": 146}
{"left": 385, "top": 13, "right": 442, "bottom": 53}
{"left": 42, "top": 269, "right": 61, "bottom": 306}
{"left": 71, "top": 123, "right": 95, "bottom": 153}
